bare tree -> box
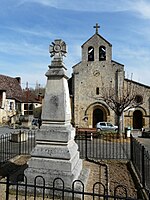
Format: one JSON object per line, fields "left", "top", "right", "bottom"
{"left": 98, "top": 79, "right": 145, "bottom": 136}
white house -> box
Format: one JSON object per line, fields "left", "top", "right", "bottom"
{"left": 0, "top": 75, "right": 22, "bottom": 125}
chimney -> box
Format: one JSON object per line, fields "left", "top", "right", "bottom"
{"left": 15, "top": 77, "right": 21, "bottom": 85}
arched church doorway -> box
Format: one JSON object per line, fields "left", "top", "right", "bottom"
{"left": 93, "top": 108, "right": 105, "bottom": 127}
{"left": 133, "top": 110, "right": 143, "bottom": 129}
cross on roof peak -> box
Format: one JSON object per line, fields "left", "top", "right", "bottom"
{"left": 93, "top": 23, "right": 100, "bottom": 34}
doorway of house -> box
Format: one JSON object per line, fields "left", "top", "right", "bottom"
{"left": 133, "top": 110, "right": 143, "bottom": 129}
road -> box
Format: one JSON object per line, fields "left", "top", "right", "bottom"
{"left": 0, "top": 126, "right": 14, "bottom": 136}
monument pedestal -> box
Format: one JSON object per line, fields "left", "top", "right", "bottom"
{"left": 25, "top": 125, "right": 86, "bottom": 188}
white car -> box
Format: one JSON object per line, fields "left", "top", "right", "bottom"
{"left": 96, "top": 122, "right": 118, "bottom": 131}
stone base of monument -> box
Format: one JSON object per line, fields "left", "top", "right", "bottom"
{"left": 25, "top": 156, "right": 82, "bottom": 186}
{"left": 24, "top": 126, "right": 90, "bottom": 198}
{"left": 12, "top": 168, "right": 89, "bottom": 199}
{"left": 24, "top": 166, "right": 90, "bottom": 199}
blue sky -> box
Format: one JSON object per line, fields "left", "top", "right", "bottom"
{"left": 1, "top": 0, "right": 150, "bottom": 88}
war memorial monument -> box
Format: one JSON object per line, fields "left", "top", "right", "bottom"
{"left": 24, "top": 39, "right": 88, "bottom": 191}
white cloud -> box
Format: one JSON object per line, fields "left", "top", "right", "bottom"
{"left": 17, "top": 0, "right": 132, "bottom": 12}
{"left": 0, "top": 40, "right": 47, "bottom": 57}
{"left": 131, "top": 0, "right": 150, "bottom": 19}
{"left": 17, "top": 0, "right": 150, "bottom": 20}
{"left": 0, "top": 25, "right": 55, "bottom": 39}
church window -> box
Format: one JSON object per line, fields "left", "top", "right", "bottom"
{"left": 135, "top": 95, "right": 143, "bottom": 104}
{"left": 99, "top": 46, "right": 106, "bottom": 61}
{"left": 88, "top": 46, "right": 94, "bottom": 61}
{"left": 96, "top": 87, "right": 99, "bottom": 95}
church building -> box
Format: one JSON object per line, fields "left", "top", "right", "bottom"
{"left": 69, "top": 23, "right": 150, "bottom": 130}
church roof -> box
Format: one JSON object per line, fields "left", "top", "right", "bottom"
{"left": 0, "top": 74, "right": 23, "bottom": 101}
{"left": 111, "top": 60, "right": 124, "bottom": 66}
{"left": 81, "top": 33, "right": 112, "bottom": 48}
{"left": 72, "top": 61, "right": 81, "bottom": 68}
{"left": 124, "top": 78, "right": 150, "bottom": 89}
{"left": 81, "top": 23, "right": 112, "bottom": 47}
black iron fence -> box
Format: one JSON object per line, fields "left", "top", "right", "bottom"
{"left": 75, "top": 131, "right": 130, "bottom": 160}
{"left": 0, "top": 174, "right": 140, "bottom": 200}
{"left": 75, "top": 131, "right": 150, "bottom": 196}
{"left": 131, "top": 135, "right": 150, "bottom": 195}
{"left": 0, "top": 130, "right": 150, "bottom": 199}
{"left": 0, "top": 130, "right": 36, "bottom": 164}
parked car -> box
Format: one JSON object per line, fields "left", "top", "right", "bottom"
{"left": 96, "top": 122, "right": 118, "bottom": 131}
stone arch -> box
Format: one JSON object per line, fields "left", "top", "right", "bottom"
{"left": 133, "top": 110, "right": 143, "bottom": 129}
{"left": 124, "top": 107, "right": 146, "bottom": 129}
{"left": 128, "top": 106, "right": 147, "bottom": 117}
{"left": 85, "top": 102, "right": 110, "bottom": 128}
{"left": 88, "top": 46, "right": 94, "bottom": 61}
{"left": 93, "top": 107, "right": 106, "bottom": 128}
{"left": 99, "top": 45, "right": 106, "bottom": 61}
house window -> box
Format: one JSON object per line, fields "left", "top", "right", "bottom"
{"left": 99, "top": 46, "right": 106, "bottom": 61}
{"left": 88, "top": 46, "right": 94, "bottom": 61}
{"left": 10, "top": 102, "right": 14, "bottom": 110}
{"left": 96, "top": 87, "right": 99, "bottom": 95}
{"left": 29, "top": 104, "right": 33, "bottom": 110}
{"left": 24, "top": 104, "right": 28, "bottom": 110}
{"left": 24, "top": 103, "right": 33, "bottom": 115}
{"left": 16, "top": 102, "right": 21, "bottom": 113}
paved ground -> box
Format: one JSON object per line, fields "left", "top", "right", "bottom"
{"left": 131, "top": 130, "right": 150, "bottom": 154}
{"left": 137, "top": 137, "right": 150, "bottom": 154}
{"left": 0, "top": 126, "right": 14, "bottom": 136}
{"left": 0, "top": 126, "right": 33, "bottom": 136}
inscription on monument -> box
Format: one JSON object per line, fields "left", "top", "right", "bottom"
{"left": 50, "top": 96, "right": 59, "bottom": 107}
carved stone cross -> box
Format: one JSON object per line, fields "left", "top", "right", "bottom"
{"left": 49, "top": 39, "right": 67, "bottom": 60}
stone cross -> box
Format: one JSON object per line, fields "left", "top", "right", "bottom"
{"left": 93, "top": 23, "right": 100, "bottom": 34}
{"left": 49, "top": 39, "right": 67, "bottom": 60}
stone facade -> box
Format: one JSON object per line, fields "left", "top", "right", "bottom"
{"left": 70, "top": 24, "right": 150, "bottom": 130}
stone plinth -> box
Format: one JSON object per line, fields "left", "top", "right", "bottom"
{"left": 25, "top": 125, "right": 84, "bottom": 188}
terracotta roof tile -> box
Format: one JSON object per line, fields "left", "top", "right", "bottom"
{"left": 0, "top": 74, "right": 22, "bottom": 101}
{"left": 22, "top": 90, "right": 41, "bottom": 103}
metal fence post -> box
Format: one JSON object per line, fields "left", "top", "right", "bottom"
{"left": 19, "top": 130, "right": 21, "bottom": 155}
{"left": 142, "top": 146, "right": 145, "bottom": 188}
{"left": 85, "top": 131, "right": 88, "bottom": 160}
{"left": 130, "top": 135, "right": 133, "bottom": 161}
{"left": 6, "top": 175, "right": 10, "bottom": 200}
